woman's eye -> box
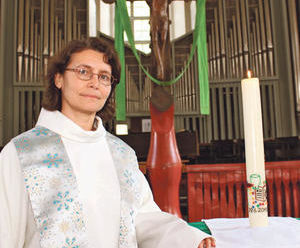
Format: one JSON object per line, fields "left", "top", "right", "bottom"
{"left": 78, "top": 68, "right": 88, "bottom": 75}
{"left": 100, "top": 74, "right": 110, "bottom": 81}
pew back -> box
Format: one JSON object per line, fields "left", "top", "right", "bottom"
{"left": 186, "top": 160, "right": 300, "bottom": 222}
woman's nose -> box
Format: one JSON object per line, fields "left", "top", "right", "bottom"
{"left": 88, "top": 74, "right": 100, "bottom": 88}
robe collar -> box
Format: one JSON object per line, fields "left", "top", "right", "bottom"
{"left": 36, "top": 108, "right": 106, "bottom": 143}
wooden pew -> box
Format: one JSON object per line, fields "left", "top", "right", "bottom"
{"left": 117, "top": 130, "right": 198, "bottom": 161}
{"left": 186, "top": 160, "right": 300, "bottom": 222}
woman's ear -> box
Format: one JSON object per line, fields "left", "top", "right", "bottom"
{"left": 54, "top": 73, "right": 63, "bottom": 89}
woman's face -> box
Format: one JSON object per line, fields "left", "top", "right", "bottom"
{"left": 55, "top": 49, "right": 112, "bottom": 118}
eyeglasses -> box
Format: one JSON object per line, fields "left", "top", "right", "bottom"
{"left": 65, "top": 65, "right": 116, "bottom": 86}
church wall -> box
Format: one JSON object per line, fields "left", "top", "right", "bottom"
{"left": 0, "top": 0, "right": 15, "bottom": 145}
{"left": 114, "top": 0, "right": 299, "bottom": 143}
{"left": 271, "top": 0, "right": 297, "bottom": 137}
{"left": 0, "top": 0, "right": 88, "bottom": 146}
{"left": 0, "top": 0, "right": 299, "bottom": 147}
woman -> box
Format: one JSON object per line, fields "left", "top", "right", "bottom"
{"left": 0, "top": 37, "right": 215, "bottom": 248}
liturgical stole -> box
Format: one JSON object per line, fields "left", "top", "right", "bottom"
{"left": 13, "top": 126, "right": 141, "bottom": 248}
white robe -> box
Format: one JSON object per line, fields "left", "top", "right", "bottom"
{"left": 0, "top": 109, "right": 210, "bottom": 248}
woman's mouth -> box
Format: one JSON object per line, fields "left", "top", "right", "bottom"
{"left": 81, "top": 94, "right": 100, "bottom": 99}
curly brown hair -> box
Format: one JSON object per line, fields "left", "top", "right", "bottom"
{"left": 42, "top": 37, "right": 120, "bottom": 121}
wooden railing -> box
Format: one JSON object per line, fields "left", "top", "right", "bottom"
{"left": 186, "top": 160, "right": 300, "bottom": 222}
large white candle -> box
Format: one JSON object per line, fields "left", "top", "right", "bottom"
{"left": 241, "top": 71, "right": 268, "bottom": 227}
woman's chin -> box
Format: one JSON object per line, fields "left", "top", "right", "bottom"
{"left": 82, "top": 105, "right": 104, "bottom": 115}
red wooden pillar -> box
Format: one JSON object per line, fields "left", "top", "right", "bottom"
{"left": 147, "top": 103, "right": 182, "bottom": 217}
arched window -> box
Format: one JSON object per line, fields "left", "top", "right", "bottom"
{"left": 125, "top": 1, "right": 151, "bottom": 54}
{"left": 98, "top": 0, "right": 191, "bottom": 52}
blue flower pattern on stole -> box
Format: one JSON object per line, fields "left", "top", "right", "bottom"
{"left": 62, "top": 237, "right": 79, "bottom": 248}
{"left": 43, "top": 153, "right": 63, "bottom": 168}
{"left": 14, "top": 127, "right": 144, "bottom": 248}
{"left": 106, "top": 133, "right": 143, "bottom": 248}
{"left": 39, "top": 219, "right": 48, "bottom": 235}
{"left": 24, "top": 173, "right": 39, "bottom": 191}
{"left": 124, "top": 169, "right": 135, "bottom": 186}
{"left": 15, "top": 137, "right": 30, "bottom": 152}
{"left": 53, "top": 191, "right": 73, "bottom": 211}
{"left": 13, "top": 126, "right": 90, "bottom": 247}
{"left": 65, "top": 168, "right": 73, "bottom": 178}
{"left": 32, "top": 127, "right": 49, "bottom": 136}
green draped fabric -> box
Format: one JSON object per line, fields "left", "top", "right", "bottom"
{"left": 196, "top": 0, "right": 210, "bottom": 114}
{"left": 114, "top": 0, "right": 209, "bottom": 120}
{"left": 114, "top": 3, "right": 126, "bottom": 121}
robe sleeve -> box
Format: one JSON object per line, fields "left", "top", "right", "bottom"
{"left": 134, "top": 159, "right": 211, "bottom": 248}
{"left": 0, "top": 142, "right": 30, "bottom": 248}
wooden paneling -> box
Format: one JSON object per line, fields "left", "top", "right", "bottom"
{"left": 187, "top": 160, "right": 300, "bottom": 222}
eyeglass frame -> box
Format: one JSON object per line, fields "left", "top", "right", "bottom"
{"left": 64, "top": 65, "right": 117, "bottom": 86}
